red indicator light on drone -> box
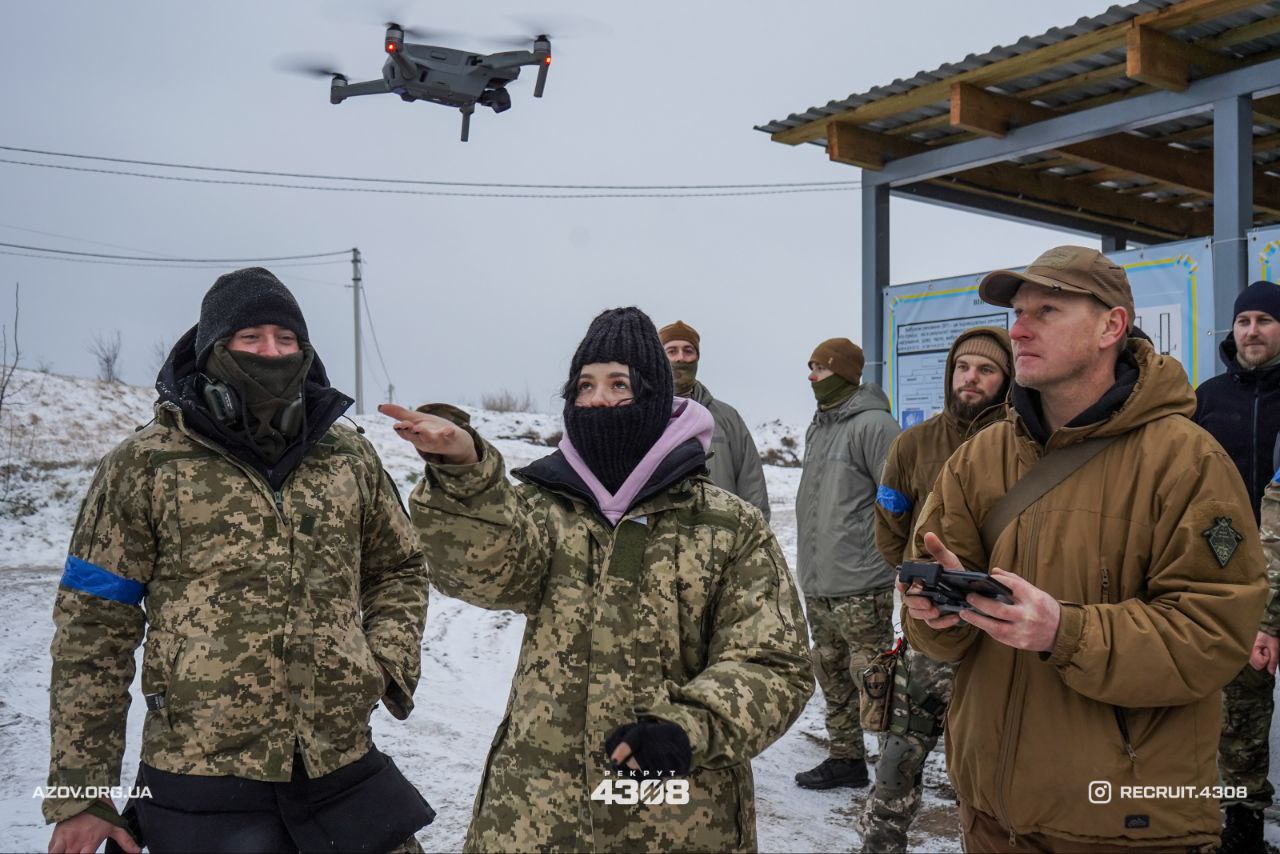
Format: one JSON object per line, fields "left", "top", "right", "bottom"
{"left": 544, "top": 55, "right": 552, "bottom": 64}
{"left": 386, "top": 42, "right": 397, "bottom": 53}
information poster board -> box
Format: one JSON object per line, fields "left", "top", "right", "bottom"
{"left": 882, "top": 238, "right": 1214, "bottom": 426}
{"left": 1249, "top": 225, "right": 1280, "bottom": 283}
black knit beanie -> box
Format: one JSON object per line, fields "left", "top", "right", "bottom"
{"left": 562, "top": 307, "right": 673, "bottom": 493}
{"left": 195, "top": 267, "right": 310, "bottom": 368}
{"left": 1235, "top": 280, "right": 1280, "bottom": 323}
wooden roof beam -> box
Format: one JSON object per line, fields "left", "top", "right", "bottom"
{"left": 826, "top": 121, "right": 920, "bottom": 169}
{"left": 827, "top": 116, "right": 1211, "bottom": 237}
{"left": 947, "top": 82, "right": 1280, "bottom": 215}
{"left": 771, "top": 0, "right": 1264, "bottom": 145}
{"left": 1127, "top": 24, "right": 1239, "bottom": 91}
{"left": 938, "top": 165, "right": 1213, "bottom": 238}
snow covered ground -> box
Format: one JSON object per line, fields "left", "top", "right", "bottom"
{"left": 0, "top": 368, "right": 1272, "bottom": 851}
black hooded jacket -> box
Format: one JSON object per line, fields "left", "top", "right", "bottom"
{"left": 1194, "top": 335, "right": 1280, "bottom": 523}
{"left": 155, "top": 324, "right": 353, "bottom": 490}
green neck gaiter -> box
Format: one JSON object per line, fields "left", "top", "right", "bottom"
{"left": 205, "top": 342, "right": 314, "bottom": 463}
{"left": 813, "top": 374, "right": 857, "bottom": 410}
{"left": 671, "top": 359, "right": 699, "bottom": 397}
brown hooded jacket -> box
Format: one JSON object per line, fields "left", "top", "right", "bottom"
{"left": 875, "top": 326, "right": 1012, "bottom": 567}
{"left": 904, "top": 337, "right": 1266, "bottom": 847}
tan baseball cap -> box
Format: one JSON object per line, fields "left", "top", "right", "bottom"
{"left": 979, "top": 245, "right": 1134, "bottom": 331}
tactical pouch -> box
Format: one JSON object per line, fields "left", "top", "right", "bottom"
{"left": 858, "top": 638, "right": 902, "bottom": 733}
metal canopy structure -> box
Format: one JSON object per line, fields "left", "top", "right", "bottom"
{"left": 757, "top": 0, "right": 1280, "bottom": 385}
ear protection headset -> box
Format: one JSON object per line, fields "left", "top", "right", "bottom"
{"left": 197, "top": 374, "right": 305, "bottom": 436}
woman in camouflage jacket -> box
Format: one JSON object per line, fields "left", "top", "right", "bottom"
{"left": 382, "top": 307, "right": 813, "bottom": 853}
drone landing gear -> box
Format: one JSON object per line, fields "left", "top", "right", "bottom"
{"left": 460, "top": 103, "right": 474, "bottom": 142}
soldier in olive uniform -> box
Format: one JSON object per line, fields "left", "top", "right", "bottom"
{"left": 380, "top": 307, "right": 813, "bottom": 853}
{"left": 46, "top": 268, "right": 431, "bottom": 854}
{"left": 658, "top": 320, "right": 770, "bottom": 520}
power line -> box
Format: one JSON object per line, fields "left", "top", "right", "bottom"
{"left": 0, "top": 157, "right": 860, "bottom": 199}
{"left": 0, "top": 222, "right": 184, "bottom": 258}
{"left": 0, "top": 144, "right": 863, "bottom": 191}
{"left": 0, "top": 241, "right": 350, "bottom": 263}
{"left": 359, "top": 284, "right": 394, "bottom": 396}
{"left": 0, "top": 249, "right": 350, "bottom": 272}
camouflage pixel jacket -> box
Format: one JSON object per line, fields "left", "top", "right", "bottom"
{"left": 411, "top": 435, "right": 813, "bottom": 853}
{"left": 45, "top": 402, "right": 428, "bottom": 823}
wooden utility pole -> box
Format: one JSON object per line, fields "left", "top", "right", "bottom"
{"left": 351, "top": 247, "right": 363, "bottom": 414}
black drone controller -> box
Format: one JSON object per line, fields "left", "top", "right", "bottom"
{"left": 898, "top": 560, "right": 1013, "bottom": 617}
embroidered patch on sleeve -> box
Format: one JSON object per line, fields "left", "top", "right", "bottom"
{"left": 1203, "top": 517, "right": 1244, "bottom": 568}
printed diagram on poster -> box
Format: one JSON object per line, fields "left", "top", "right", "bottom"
{"left": 1132, "top": 303, "right": 1182, "bottom": 360}
{"left": 895, "top": 313, "right": 1008, "bottom": 428}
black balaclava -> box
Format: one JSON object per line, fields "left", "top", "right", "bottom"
{"left": 204, "top": 341, "right": 314, "bottom": 464}
{"left": 562, "top": 307, "right": 673, "bottom": 493}
{"left": 194, "top": 266, "right": 314, "bottom": 464}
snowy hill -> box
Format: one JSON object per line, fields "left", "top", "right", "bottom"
{"left": 0, "top": 367, "right": 946, "bottom": 852}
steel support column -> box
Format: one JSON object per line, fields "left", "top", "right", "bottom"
{"left": 1101, "top": 235, "right": 1126, "bottom": 254}
{"left": 1213, "top": 94, "right": 1251, "bottom": 350}
{"left": 862, "top": 182, "right": 889, "bottom": 388}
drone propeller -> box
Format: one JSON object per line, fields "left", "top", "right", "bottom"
{"left": 274, "top": 55, "right": 348, "bottom": 80}
{"left": 383, "top": 20, "right": 461, "bottom": 41}
{"left": 489, "top": 34, "right": 548, "bottom": 49}
{"left": 506, "top": 13, "right": 609, "bottom": 40}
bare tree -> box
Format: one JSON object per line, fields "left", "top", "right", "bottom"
{"left": 89, "top": 330, "right": 123, "bottom": 384}
{"left": 0, "top": 283, "right": 24, "bottom": 507}
{"left": 0, "top": 283, "right": 21, "bottom": 419}
{"left": 151, "top": 337, "right": 170, "bottom": 374}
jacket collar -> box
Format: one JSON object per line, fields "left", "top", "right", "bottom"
{"left": 513, "top": 437, "right": 708, "bottom": 527}
{"left": 1011, "top": 336, "right": 1194, "bottom": 450}
{"left": 810, "top": 382, "right": 891, "bottom": 426}
{"left": 1218, "top": 335, "right": 1280, "bottom": 384}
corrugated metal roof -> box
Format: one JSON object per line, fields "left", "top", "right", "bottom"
{"left": 756, "top": 0, "right": 1280, "bottom": 137}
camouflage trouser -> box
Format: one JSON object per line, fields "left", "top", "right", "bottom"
{"left": 389, "top": 834, "right": 425, "bottom": 853}
{"left": 855, "top": 647, "right": 956, "bottom": 854}
{"left": 1219, "top": 662, "right": 1276, "bottom": 809}
{"left": 805, "top": 588, "right": 895, "bottom": 760}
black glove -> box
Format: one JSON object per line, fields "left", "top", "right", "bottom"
{"left": 604, "top": 720, "right": 692, "bottom": 776}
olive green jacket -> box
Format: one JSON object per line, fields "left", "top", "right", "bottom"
{"left": 687, "top": 381, "right": 770, "bottom": 521}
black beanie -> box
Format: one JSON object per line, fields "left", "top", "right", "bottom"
{"left": 1235, "top": 281, "right": 1280, "bottom": 323}
{"left": 562, "top": 307, "right": 673, "bottom": 493}
{"left": 195, "top": 267, "right": 310, "bottom": 367}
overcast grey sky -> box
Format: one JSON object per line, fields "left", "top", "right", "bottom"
{"left": 0, "top": 0, "right": 1114, "bottom": 425}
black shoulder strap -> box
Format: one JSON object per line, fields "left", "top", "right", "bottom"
{"left": 978, "top": 435, "right": 1118, "bottom": 556}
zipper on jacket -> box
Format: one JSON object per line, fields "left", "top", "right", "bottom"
{"left": 994, "top": 500, "right": 1039, "bottom": 837}
{"left": 1253, "top": 387, "right": 1261, "bottom": 509}
{"left": 1113, "top": 707, "right": 1138, "bottom": 763}
{"left": 1101, "top": 566, "right": 1111, "bottom": 604}
{"left": 165, "top": 404, "right": 290, "bottom": 526}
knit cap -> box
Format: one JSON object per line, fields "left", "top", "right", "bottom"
{"left": 809, "top": 338, "right": 864, "bottom": 385}
{"left": 195, "top": 267, "right": 309, "bottom": 367}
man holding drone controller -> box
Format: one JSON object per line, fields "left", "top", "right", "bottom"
{"left": 45, "top": 268, "right": 432, "bottom": 854}
{"left": 901, "top": 246, "right": 1267, "bottom": 852}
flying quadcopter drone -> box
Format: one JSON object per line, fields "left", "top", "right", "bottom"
{"left": 298, "top": 22, "right": 551, "bottom": 142}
